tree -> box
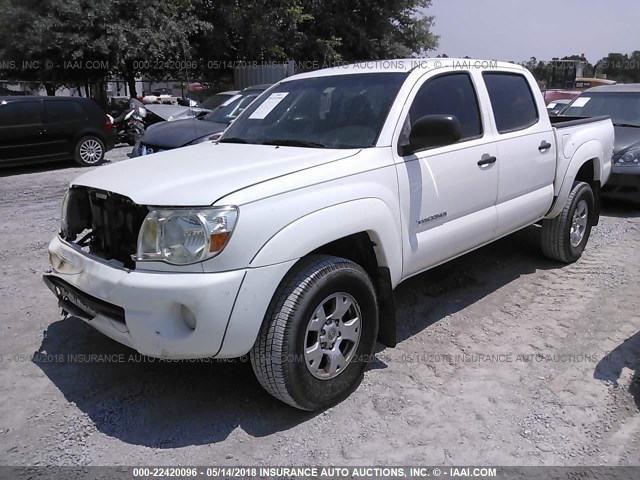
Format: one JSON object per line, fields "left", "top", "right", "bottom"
{"left": 0, "top": 0, "right": 110, "bottom": 95}
{"left": 193, "top": 0, "right": 439, "bottom": 79}
{"left": 595, "top": 52, "right": 640, "bottom": 83}
{"left": 295, "top": 0, "right": 439, "bottom": 63}
{"left": 0, "top": 0, "right": 209, "bottom": 98}
{"left": 521, "top": 54, "right": 598, "bottom": 87}
{"left": 1, "top": 0, "right": 440, "bottom": 97}
{"left": 196, "top": 0, "right": 311, "bottom": 63}
{"left": 107, "top": 0, "right": 209, "bottom": 98}
{"left": 560, "top": 54, "right": 594, "bottom": 78}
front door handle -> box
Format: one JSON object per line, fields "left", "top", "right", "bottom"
{"left": 539, "top": 141, "right": 552, "bottom": 152}
{"left": 477, "top": 155, "right": 497, "bottom": 166}
{"left": 37, "top": 128, "right": 46, "bottom": 135}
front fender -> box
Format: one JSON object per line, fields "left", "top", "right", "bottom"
{"left": 546, "top": 141, "right": 606, "bottom": 219}
{"left": 250, "top": 198, "right": 403, "bottom": 287}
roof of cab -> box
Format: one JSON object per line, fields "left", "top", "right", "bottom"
{"left": 283, "top": 58, "right": 522, "bottom": 82}
{"left": 585, "top": 83, "right": 640, "bottom": 93}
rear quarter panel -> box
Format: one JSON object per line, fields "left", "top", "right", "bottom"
{"left": 546, "top": 119, "right": 614, "bottom": 218}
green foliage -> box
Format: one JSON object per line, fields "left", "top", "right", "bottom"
{"left": 292, "top": 0, "right": 439, "bottom": 63}
{"left": 193, "top": 0, "right": 438, "bottom": 79}
{"left": 523, "top": 52, "right": 640, "bottom": 87}
{"left": 196, "top": 0, "right": 312, "bottom": 62}
{"left": 0, "top": 0, "right": 439, "bottom": 94}
{"left": 521, "top": 54, "right": 595, "bottom": 88}
{"left": 595, "top": 52, "right": 640, "bottom": 83}
{"left": 0, "top": 0, "right": 208, "bottom": 96}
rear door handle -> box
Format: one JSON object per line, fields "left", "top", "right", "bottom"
{"left": 539, "top": 141, "right": 552, "bottom": 152}
{"left": 37, "top": 128, "right": 46, "bottom": 135}
{"left": 477, "top": 155, "right": 497, "bottom": 166}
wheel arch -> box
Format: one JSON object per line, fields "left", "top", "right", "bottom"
{"left": 574, "top": 159, "right": 601, "bottom": 225}
{"left": 74, "top": 129, "right": 106, "bottom": 145}
{"left": 250, "top": 199, "right": 402, "bottom": 281}
{"left": 249, "top": 199, "right": 402, "bottom": 347}
{"left": 547, "top": 143, "right": 604, "bottom": 221}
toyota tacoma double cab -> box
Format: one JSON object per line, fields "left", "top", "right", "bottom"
{"left": 44, "top": 59, "right": 614, "bottom": 410}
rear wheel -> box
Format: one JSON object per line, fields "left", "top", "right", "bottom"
{"left": 74, "top": 136, "right": 105, "bottom": 167}
{"left": 250, "top": 255, "right": 378, "bottom": 411}
{"left": 542, "top": 181, "right": 594, "bottom": 263}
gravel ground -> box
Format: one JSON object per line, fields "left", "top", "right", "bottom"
{"left": 0, "top": 146, "right": 638, "bottom": 466}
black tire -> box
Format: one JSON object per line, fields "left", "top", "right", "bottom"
{"left": 541, "top": 181, "right": 595, "bottom": 263}
{"left": 74, "top": 136, "right": 106, "bottom": 167}
{"left": 250, "top": 255, "right": 379, "bottom": 411}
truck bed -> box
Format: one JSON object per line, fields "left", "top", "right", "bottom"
{"left": 549, "top": 115, "right": 614, "bottom": 209}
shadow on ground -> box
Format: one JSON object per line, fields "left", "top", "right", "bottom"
{"left": 0, "top": 160, "right": 77, "bottom": 177}
{"left": 34, "top": 318, "right": 317, "bottom": 448}
{"left": 594, "top": 331, "right": 640, "bottom": 409}
{"left": 394, "top": 195, "right": 640, "bottom": 345}
{"left": 394, "top": 223, "right": 558, "bottom": 342}
{"left": 33, "top": 222, "right": 564, "bottom": 447}
{"left": 601, "top": 196, "right": 640, "bottom": 218}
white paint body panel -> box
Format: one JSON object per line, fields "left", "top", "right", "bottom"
{"left": 45, "top": 59, "right": 615, "bottom": 358}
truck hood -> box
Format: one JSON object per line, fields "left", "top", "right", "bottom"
{"left": 613, "top": 126, "right": 640, "bottom": 158}
{"left": 72, "top": 143, "right": 360, "bottom": 206}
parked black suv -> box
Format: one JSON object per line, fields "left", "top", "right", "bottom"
{"left": 0, "top": 96, "right": 115, "bottom": 167}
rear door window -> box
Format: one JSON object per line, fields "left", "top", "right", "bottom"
{"left": 45, "top": 100, "right": 85, "bottom": 123}
{"left": 0, "top": 101, "right": 43, "bottom": 126}
{"left": 483, "top": 73, "right": 539, "bottom": 133}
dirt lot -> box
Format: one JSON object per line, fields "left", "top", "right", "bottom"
{"left": 0, "top": 147, "right": 638, "bottom": 466}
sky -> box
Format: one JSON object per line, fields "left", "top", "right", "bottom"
{"left": 424, "top": 0, "right": 640, "bottom": 64}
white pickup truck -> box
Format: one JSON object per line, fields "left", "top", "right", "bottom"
{"left": 44, "top": 59, "right": 614, "bottom": 410}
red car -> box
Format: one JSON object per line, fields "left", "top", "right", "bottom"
{"left": 543, "top": 89, "right": 581, "bottom": 104}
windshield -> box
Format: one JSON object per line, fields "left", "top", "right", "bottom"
{"left": 203, "top": 90, "right": 263, "bottom": 124}
{"left": 562, "top": 92, "right": 640, "bottom": 126}
{"left": 220, "top": 73, "right": 408, "bottom": 149}
{"left": 200, "top": 93, "right": 235, "bottom": 110}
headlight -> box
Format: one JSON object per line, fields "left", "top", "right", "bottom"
{"left": 136, "top": 207, "right": 238, "bottom": 265}
{"left": 616, "top": 148, "right": 640, "bottom": 167}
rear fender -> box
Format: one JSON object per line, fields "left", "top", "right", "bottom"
{"left": 546, "top": 141, "right": 604, "bottom": 219}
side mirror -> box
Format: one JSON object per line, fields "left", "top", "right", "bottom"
{"left": 402, "top": 115, "right": 463, "bottom": 155}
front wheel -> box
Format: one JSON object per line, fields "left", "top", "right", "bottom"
{"left": 74, "top": 136, "right": 105, "bottom": 167}
{"left": 250, "top": 255, "right": 379, "bottom": 411}
{"left": 541, "top": 181, "right": 594, "bottom": 263}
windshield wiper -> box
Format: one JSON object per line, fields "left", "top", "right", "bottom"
{"left": 219, "top": 137, "right": 248, "bottom": 144}
{"left": 613, "top": 123, "right": 640, "bottom": 128}
{"left": 261, "top": 139, "right": 326, "bottom": 148}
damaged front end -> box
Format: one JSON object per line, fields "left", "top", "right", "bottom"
{"left": 60, "top": 186, "right": 149, "bottom": 270}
